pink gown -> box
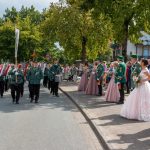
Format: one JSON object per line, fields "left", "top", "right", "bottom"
{"left": 78, "top": 68, "right": 88, "bottom": 91}
{"left": 120, "top": 68, "right": 150, "bottom": 121}
{"left": 85, "top": 68, "right": 98, "bottom": 95}
{"left": 105, "top": 74, "right": 120, "bottom": 102}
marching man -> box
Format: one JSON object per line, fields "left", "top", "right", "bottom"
{"left": 8, "top": 64, "right": 24, "bottom": 104}
{"left": 27, "top": 61, "right": 43, "bottom": 103}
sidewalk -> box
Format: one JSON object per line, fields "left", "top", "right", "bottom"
{"left": 60, "top": 81, "right": 150, "bottom": 150}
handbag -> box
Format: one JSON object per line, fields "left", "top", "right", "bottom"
{"left": 55, "top": 74, "right": 63, "bottom": 82}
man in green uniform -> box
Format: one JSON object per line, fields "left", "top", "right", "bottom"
{"left": 48, "top": 64, "right": 55, "bottom": 95}
{"left": 43, "top": 64, "right": 49, "bottom": 87}
{"left": 18, "top": 64, "right": 25, "bottom": 97}
{"left": 27, "top": 61, "right": 43, "bottom": 103}
{"left": 130, "top": 55, "right": 141, "bottom": 90}
{"left": 115, "top": 56, "right": 126, "bottom": 104}
{"left": 96, "top": 62, "right": 104, "bottom": 96}
{"left": 26, "top": 61, "right": 33, "bottom": 98}
{"left": 8, "top": 64, "right": 24, "bottom": 104}
{"left": 51, "top": 60, "right": 62, "bottom": 97}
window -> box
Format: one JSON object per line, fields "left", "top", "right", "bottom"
{"left": 143, "top": 47, "right": 149, "bottom": 57}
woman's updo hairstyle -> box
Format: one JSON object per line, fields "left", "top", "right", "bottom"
{"left": 141, "top": 59, "right": 148, "bottom": 66}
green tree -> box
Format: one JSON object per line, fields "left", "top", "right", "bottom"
{"left": 3, "top": 7, "right": 18, "bottom": 22}
{"left": 80, "top": 0, "right": 150, "bottom": 61}
{"left": 0, "top": 19, "right": 15, "bottom": 62}
{"left": 0, "top": 15, "right": 42, "bottom": 62}
{"left": 41, "top": 2, "right": 113, "bottom": 62}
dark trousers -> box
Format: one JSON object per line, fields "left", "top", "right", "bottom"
{"left": 0, "top": 81, "right": 4, "bottom": 97}
{"left": 98, "top": 85, "right": 102, "bottom": 96}
{"left": 54, "top": 82, "right": 59, "bottom": 96}
{"left": 29, "top": 84, "right": 40, "bottom": 102}
{"left": 119, "top": 83, "right": 125, "bottom": 103}
{"left": 48, "top": 80, "right": 54, "bottom": 94}
{"left": 126, "top": 80, "right": 131, "bottom": 93}
{"left": 4, "top": 79, "right": 9, "bottom": 91}
{"left": 98, "top": 78, "right": 103, "bottom": 96}
{"left": 20, "top": 83, "right": 24, "bottom": 97}
{"left": 48, "top": 79, "right": 51, "bottom": 90}
{"left": 43, "top": 76, "right": 48, "bottom": 87}
{"left": 28, "top": 83, "right": 31, "bottom": 98}
{"left": 11, "top": 84, "right": 21, "bottom": 103}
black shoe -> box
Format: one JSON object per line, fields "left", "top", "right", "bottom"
{"left": 117, "top": 101, "right": 124, "bottom": 104}
{"left": 35, "top": 101, "right": 38, "bottom": 103}
{"left": 55, "top": 94, "right": 59, "bottom": 97}
{"left": 30, "top": 100, "right": 33, "bottom": 103}
{"left": 16, "top": 102, "right": 19, "bottom": 104}
{"left": 12, "top": 99, "right": 15, "bottom": 104}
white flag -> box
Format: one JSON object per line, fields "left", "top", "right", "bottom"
{"left": 15, "top": 28, "right": 20, "bottom": 58}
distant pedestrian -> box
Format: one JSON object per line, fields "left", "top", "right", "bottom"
{"left": 51, "top": 59, "right": 62, "bottom": 97}
{"left": 43, "top": 64, "right": 49, "bottom": 87}
{"left": 78, "top": 62, "right": 88, "bottom": 91}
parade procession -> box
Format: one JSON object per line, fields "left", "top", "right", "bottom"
{"left": 1, "top": 0, "right": 150, "bottom": 150}
{"left": 1, "top": 54, "right": 150, "bottom": 121}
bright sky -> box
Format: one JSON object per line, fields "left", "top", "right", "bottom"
{"left": 0, "top": 0, "right": 59, "bottom": 17}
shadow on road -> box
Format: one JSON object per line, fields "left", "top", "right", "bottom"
{"left": 0, "top": 87, "right": 77, "bottom": 114}
{"left": 108, "top": 128, "right": 150, "bottom": 150}
{"left": 93, "top": 114, "right": 145, "bottom": 126}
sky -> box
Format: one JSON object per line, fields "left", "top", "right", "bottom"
{"left": 0, "top": 0, "right": 59, "bottom": 17}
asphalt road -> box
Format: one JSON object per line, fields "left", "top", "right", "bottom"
{"left": 0, "top": 85, "right": 102, "bottom": 150}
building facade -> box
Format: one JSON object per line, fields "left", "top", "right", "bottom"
{"left": 127, "top": 32, "right": 150, "bottom": 58}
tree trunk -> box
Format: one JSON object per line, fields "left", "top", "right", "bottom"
{"left": 81, "top": 36, "right": 87, "bottom": 63}
{"left": 122, "top": 21, "right": 129, "bottom": 62}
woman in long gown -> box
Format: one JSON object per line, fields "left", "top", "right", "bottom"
{"left": 78, "top": 63, "right": 89, "bottom": 91}
{"left": 85, "top": 62, "right": 98, "bottom": 95}
{"left": 105, "top": 62, "right": 120, "bottom": 102}
{"left": 120, "top": 59, "right": 150, "bottom": 121}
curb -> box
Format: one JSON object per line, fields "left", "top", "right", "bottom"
{"left": 59, "top": 87, "right": 112, "bottom": 150}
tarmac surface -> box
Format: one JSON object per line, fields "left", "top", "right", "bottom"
{"left": 0, "top": 85, "right": 102, "bottom": 150}
{"left": 60, "top": 81, "right": 150, "bottom": 150}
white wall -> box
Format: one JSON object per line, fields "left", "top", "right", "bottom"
{"left": 127, "top": 40, "right": 136, "bottom": 55}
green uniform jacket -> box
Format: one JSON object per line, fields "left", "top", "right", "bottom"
{"left": 8, "top": 69, "right": 24, "bottom": 85}
{"left": 0, "top": 75, "right": 4, "bottom": 82}
{"left": 131, "top": 62, "right": 141, "bottom": 77}
{"left": 27, "top": 67, "right": 43, "bottom": 85}
{"left": 51, "top": 64, "right": 62, "bottom": 75}
{"left": 96, "top": 64, "right": 104, "bottom": 80}
{"left": 48, "top": 67, "right": 54, "bottom": 81}
{"left": 115, "top": 62, "right": 126, "bottom": 83}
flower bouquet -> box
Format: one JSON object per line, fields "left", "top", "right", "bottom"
{"left": 133, "top": 75, "right": 141, "bottom": 87}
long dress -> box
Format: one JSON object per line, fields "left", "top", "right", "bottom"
{"left": 120, "top": 68, "right": 150, "bottom": 121}
{"left": 78, "top": 67, "right": 88, "bottom": 91}
{"left": 85, "top": 68, "right": 98, "bottom": 95}
{"left": 105, "top": 72, "right": 120, "bottom": 102}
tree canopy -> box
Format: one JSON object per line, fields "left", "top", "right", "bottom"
{"left": 0, "top": 1, "right": 150, "bottom": 63}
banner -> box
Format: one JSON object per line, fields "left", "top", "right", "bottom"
{"left": 15, "top": 28, "right": 20, "bottom": 58}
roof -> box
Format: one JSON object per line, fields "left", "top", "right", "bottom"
{"left": 140, "top": 31, "right": 150, "bottom": 45}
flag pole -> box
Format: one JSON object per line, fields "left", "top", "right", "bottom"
{"left": 15, "top": 27, "right": 19, "bottom": 66}
{"left": 15, "top": 27, "right": 20, "bottom": 82}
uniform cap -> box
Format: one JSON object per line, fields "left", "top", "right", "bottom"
{"left": 131, "top": 54, "right": 138, "bottom": 59}
{"left": 117, "top": 56, "right": 124, "bottom": 61}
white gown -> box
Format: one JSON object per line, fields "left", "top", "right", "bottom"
{"left": 120, "top": 68, "right": 150, "bottom": 121}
